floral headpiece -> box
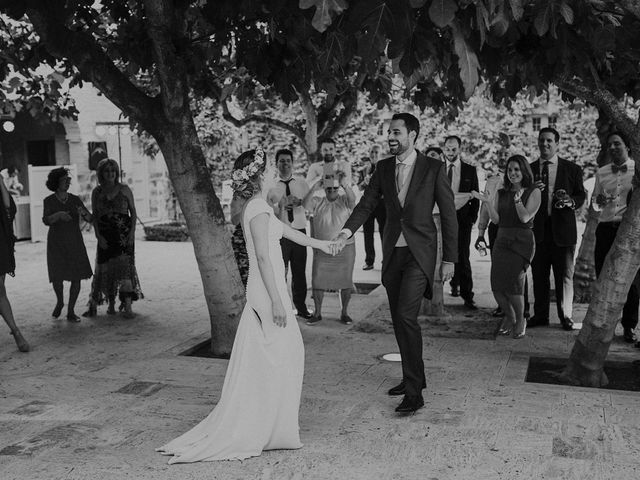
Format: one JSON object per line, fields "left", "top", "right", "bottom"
{"left": 231, "top": 148, "right": 266, "bottom": 198}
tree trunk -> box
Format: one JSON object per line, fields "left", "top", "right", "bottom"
{"left": 572, "top": 208, "right": 599, "bottom": 303}
{"left": 562, "top": 189, "right": 640, "bottom": 387}
{"left": 157, "top": 126, "right": 244, "bottom": 355}
{"left": 572, "top": 108, "right": 613, "bottom": 303}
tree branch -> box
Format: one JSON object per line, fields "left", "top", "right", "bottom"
{"left": 556, "top": 75, "right": 640, "bottom": 157}
{"left": 25, "top": 0, "right": 163, "bottom": 134}
{"left": 318, "top": 87, "right": 358, "bottom": 140}
{"left": 221, "top": 100, "right": 305, "bottom": 142}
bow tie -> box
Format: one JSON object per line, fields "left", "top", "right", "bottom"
{"left": 611, "top": 163, "right": 628, "bottom": 174}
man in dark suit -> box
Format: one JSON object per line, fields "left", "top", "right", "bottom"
{"left": 528, "top": 127, "right": 586, "bottom": 331}
{"left": 333, "top": 113, "right": 458, "bottom": 413}
{"left": 443, "top": 135, "right": 480, "bottom": 309}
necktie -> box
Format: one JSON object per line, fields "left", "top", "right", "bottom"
{"left": 447, "top": 163, "right": 454, "bottom": 186}
{"left": 281, "top": 178, "right": 294, "bottom": 222}
{"left": 396, "top": 162, "right": 406, "bottom": 191}
{"left": 541, "top": 161, "right": 550, "bottom": 215}
{"left": 612, "top": 163, "right": 628, "bottom": 174}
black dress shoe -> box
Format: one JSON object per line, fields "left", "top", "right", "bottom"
{"left": 388, "top": 382, "right": 406, "bottom": 396}
{"left": 296, "top": 309, "right": 313, "bottom": 320}
{"left": 527, "top": 315, "right": 549, "bottom": 328}
{"left": 450, "top": 286, "right": 459, "bottom": 297}
{"left": 395, "top": 395, "right": 424, "bottom": 413}
{"left": 362, "top": 264, "right": 374, "bottom": 271}
{"left": 560, "top": 317, "right": 574, "bottom": 331}
{"left": 491, "top": 307, "right": 504, "bottom": 317}
{"left": 463, "top": 299, "right": 477, "bottom": 310}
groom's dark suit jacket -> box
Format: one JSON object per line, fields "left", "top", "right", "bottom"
{"left": 344, "top": 151, "right": 458, "bottom": 298}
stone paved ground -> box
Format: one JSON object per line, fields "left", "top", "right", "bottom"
{"left": 1, "top": 230, "right": 639, "bottom": 480}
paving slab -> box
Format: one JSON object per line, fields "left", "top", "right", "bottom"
{"left": 1, "top": 230, "right": 639, "bottom": 479}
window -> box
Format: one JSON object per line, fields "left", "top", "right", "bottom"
{"left": 549, "top": 116, "right": 557, "bottom": 129}
{"left": 532, "top": 117, "right": 541, "bottom": 131}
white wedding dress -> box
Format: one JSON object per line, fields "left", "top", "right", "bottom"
{"left": 157, "top": 198, "right": 304, "bottom": 463}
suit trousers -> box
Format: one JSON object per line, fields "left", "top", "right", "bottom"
{"left": 451, "top": 221, "right": 474, "bottom": 300}
{"left": 594, "top": 222, "right": 639, "bottom": 330}
{"left": 280, "top": 228, "right": 308, "bottom": 313}
{"left": 362, "top": 201, "right": 386, "bottom": 266}
{"left": 382, "top": 247, "right": 428, "bottom": 397}
{"left": 531, "top": 219, "right": 575, "bottom": 322}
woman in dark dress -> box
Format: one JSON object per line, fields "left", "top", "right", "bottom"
{"left": 473, "top": 155, "right": 541, "bottom": 339}
{"left": 0, "top": 177, "right": 28, "bottom": 352}
{"left": 43, "top": 167, "right": 93, "bottom": 322}
{"left": 83, "top": 159, "right": 143, "bottom": 319}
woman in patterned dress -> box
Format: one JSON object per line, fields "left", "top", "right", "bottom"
{"left": 83, "top": 159, "right": 143, "bottom": 319}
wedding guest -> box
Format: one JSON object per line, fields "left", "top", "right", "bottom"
{"left": 591, "top": 132, "right": 638, "bottom": 343}
{"left": 83, "top": 159, "right": 142, "bottom": 319}
{"left": 267, "top": 149, "right": 313, "bottom": 318}
{"left": 473, "top": 155, "right": 541, "bottom": 339}
{"left": 358, "top": 145, "right": 386, "bottom": 270}
{"left": 303, "top": 176, "right": 356, "bottom": 325}
{"left": 42, "top": 167, "right": 93, "bottom": 322}
{"left": 0, "top": 176, "right": 28, "bottom": 352}
{"left": 443, "top": 135, "right": 479, "bottom": 309}
{"left": 1, "top": 165, "right": 23, "bottom": 196}
{"left": 306, "top": 138, "right": 352, "bottom": 189}
{"left": 528, "top": 128, "right": 586, "bottom": 331}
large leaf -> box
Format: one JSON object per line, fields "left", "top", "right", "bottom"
{"left": 452, "top": 23, "right": 480, "bottom": 99}
{"left": 558, "top": 1, "right": 574, "bottom": 24}
{"left": 428, "top": 0, "right": 458, "bottom": 28}
{"left": 299, "top": 0, "right": 349, "bottom": 33}
{"left": 508, "top": 0, "right": 524, "bottom": 21}
{"left": 534, "top": 1, "right": 552, "bottom": 36}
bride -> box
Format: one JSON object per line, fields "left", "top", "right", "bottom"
{"left": 156, "top": 148, "right": 338, "bottom": 463}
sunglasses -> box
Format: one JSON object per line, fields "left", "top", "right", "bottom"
{"left": 325, "top": 187, "right": 340, "bottom": 191}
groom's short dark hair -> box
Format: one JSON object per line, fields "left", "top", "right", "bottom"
{"left": 391, "top": 113, "right": 420, "bottom": 139}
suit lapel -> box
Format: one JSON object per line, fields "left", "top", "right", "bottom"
{"left": 386, "top": 160, "right": 403, "bottom": 212}
{"left": 404, "top": 153, "right": 428, "bottom": 205}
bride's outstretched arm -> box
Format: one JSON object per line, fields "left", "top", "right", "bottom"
{"left": 250, "top": 213, "right": 287, "bottom": 328}
{"left": 282, "top": 223, "right": 332, "bottom": 251}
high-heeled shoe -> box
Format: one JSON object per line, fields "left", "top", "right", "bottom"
{"left": 10, "top": 329, "right": 30, "bottom": 352}
{"left": 513, "top": 318, "right": 526, "bottom": 339}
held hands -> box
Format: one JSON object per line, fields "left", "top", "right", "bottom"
{"left": 272, "top": 299, "right": 287, "bottom": 328}
{"left": 331, "top": 232, "right": 349, "bottom": 253}
{"left": 319, "top": 240, "right": 341, "bottom": 256}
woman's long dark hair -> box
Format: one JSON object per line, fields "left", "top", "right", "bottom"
{"left": 503, "top": 155, "right": 534, "bottom": 190}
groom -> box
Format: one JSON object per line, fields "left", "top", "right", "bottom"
{"left": 333, "top": 113, "right": 458, "bottom": 413}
